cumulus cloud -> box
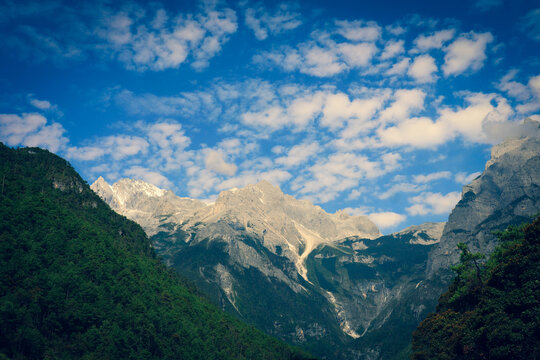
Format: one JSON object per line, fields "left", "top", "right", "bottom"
{"left": 0, "top": 113, "right": 68, "bottom": 152}
{"left": 335, "top": 20, "right": 381, "bottom": 41}
{"left": 378, "top": 116, "right": 448, "bottom": 148}
{"left": 406, "top": 191, "right": 461, "bottom": 216}
{"left": 379, "top": 89, "right": 426, "bottom": 123}
{"left": 497, "top": 70, "right": 532, "bottom": 102}
{"left": 293, "top": 152, "right": 388, "bottom": 203}
{"left": 245, "top": 4, "right": 301, "bottom": 40}
{"left": 368, "top": 211, "right": 407, "bottom": 229}
{"left": 412, "top": 29, "right": 455, "bottom": 52}
{"left": 380, "top": 39, "right": 404, "bottom": 60}
{"left": 386, "top": 57, "right": 410, "bottom": 76}
{"left": 205, "top": 150, "right": 237, "bottom": 176}
{"left": 413, "top": 171, "right": 451, "bottom": 183}
{"left": 68, "top": 135, "right": 149, "bottom": 161}
{"left": 338, "top": 42, "right": 378, "bottom": 67}
{"left": 443, "top": 32, "right": 493, "bottom": 76}
{"left": 253, "top": 20, "right": 382, "bottom": 77}
{"left": 102, "top": 4, "right": 237, "bottom": 70}
{"left": 275, "top": 142, "right": 320, "bottom": 167}
{"left": 102, "top": 4, "right": 238, "bottom": 71}
{"left": 408, "top": 54, "right": 437, "bottom": 83}
{"left": 378, "top": 92, "right": 513, "bottom": 148}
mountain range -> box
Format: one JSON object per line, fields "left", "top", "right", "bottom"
{"left": 92, "top": 132, "right": 540, "bottom": 359}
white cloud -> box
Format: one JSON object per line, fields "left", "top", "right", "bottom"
{"left": 254, "top": 20, "right": 382, "bottom": 77}
{"left": 412, "top": 29, "right": 455, "bottom": 52}
{"left": 530, "top": 74, "right": 540, "bottom": 98}
{"left": 514, "top": 73, "right": 540, "bottom": 113}
{"left": 386, "top": 57, "right": 410, "bottom": 76}
{"left": 378, "top": 116, "right": 449, "bottom": 148}
{"left": 413, "top": 171, "right": 451, "bottom": 183}
{"left": 378, "top": 92, "right": 514, "bottom": 148}
{"left": 378, "top": 182, "right": 426, "bottom": 199}
{"left": 368, "top": 212, "right": 407, "bottom": 229}
{"left": 497, "top": 70, "right": 532, "bottom": 101}
{"left": 323, "top": 92, "right": 387, "bottom": 135}
{"left": 443, "top": 32, "right": 493, "bottom": 76}
{"left": 294, "top": 152, "right": 387, "bottom": 203}
{"left": 275, "top": 142, "right": 320, "bottom": 167}
{"left": 455, "top": 171, "right": 481, "bottom": 184}
{"left": 205, "top": 150, "right": 237, "bottom": 176}
{"left": 69, "top": 135, "right": 149, "bottom": 161}
{"left": 338, "top": 42, "right": 378, "bottom": 67}
{"left": 406, "top": 191, "right": 461, "bottom": 216}
{"left": 335, "top": 20, "right": 381, "bottom": 42}
{"left": 379, "top": 89, "right": 426, "bottom": 123}
{"left": 242, "top": 105, "right": 287, "bottom": 130}
{"left": 380, "top": 40, "right": 404, "bottom": 60}
{"left": 438, "top": 92, "right": 512, "bottom": 143}
{"left": 0, "top": 113, "right": 68, "bottom": 152}
{"left": 30, "top": 98, "right": 52, "bottom": 110}
{"left": 408, "top": 54, "right": 437, "bottom": 83}
{"left": 245, "top": 4, "right": 302, "bottom": 40}
{"left": 99, "top": 4, "right": 238, "bottom": 71}
{"left": 302, "top": 44, "right": 347, "bottom": 76}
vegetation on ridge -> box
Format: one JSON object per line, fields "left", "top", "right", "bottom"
{"left": 411, "top": 216, "right": 540, "bottom": 359}
{"left": 0, "top": 143, "right": 312, "bottom": 360}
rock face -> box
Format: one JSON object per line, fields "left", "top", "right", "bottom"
{"left": 91, "top": 176, "right": 207, "bottom": 236}
{"left": 91, "top": 177, "right": 442, "bottom": 359}
{"left": 428, "top": 135, "right": 540, "bottom": 278}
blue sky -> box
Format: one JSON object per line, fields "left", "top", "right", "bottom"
{"left": 1, "top": 0, "right": 539, "bottom": 232}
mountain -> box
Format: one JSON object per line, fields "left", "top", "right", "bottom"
{"left": 0, "top": 143, "right": 311, "bottom": 360}
{"left": 91, "top": 131, "right": 540, "bottom": 359}
{"left": 92, "top": 177, "right": 442, "bottom": 359}
{"left": 428, "top": 135, "right": 540, "bottom": 280}
{"left": 412, "top": 216, "right": 540, "bottom": 359}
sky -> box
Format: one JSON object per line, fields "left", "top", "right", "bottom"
{"left": 0, "top": 0, "right": 539, "bottom": 233}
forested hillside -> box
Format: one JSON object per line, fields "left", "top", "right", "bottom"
{"left": 0, "top": 143, "right": 311, "bottom": 360}
{"left": 411, "top": 216, "right": 540, "bottom": 359}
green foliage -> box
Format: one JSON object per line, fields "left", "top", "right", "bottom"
{"left": 411, "top": 216, "right": 540, "bottom": 360}
{"left": 0, "top": 144, "right": 313, "bottom": 360}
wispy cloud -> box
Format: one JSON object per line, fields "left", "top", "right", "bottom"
{"left": 244, "top": 3, "right": 302, "bottom": 40}
{"left": 1, "top": 1, "right": 238, "bottom": 71}
{"left": 520, "top": 8, "right": 540, "bottom": 41}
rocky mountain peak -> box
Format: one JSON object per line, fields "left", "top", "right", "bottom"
{"left": 428, "top": 133, "right": 540, "bottom": 276}
{"left": 396, "top": 222, "right": 445, "bottom": 245}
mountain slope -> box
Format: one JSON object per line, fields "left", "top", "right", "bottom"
{"left": 92, "top": 176, "right": 443, "bottom": 359}
{"left": 412, "top": 217, "right": 540, "bottom": 359}
{"left": 0, "top": 143, "right": 311, "bottom": 360}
